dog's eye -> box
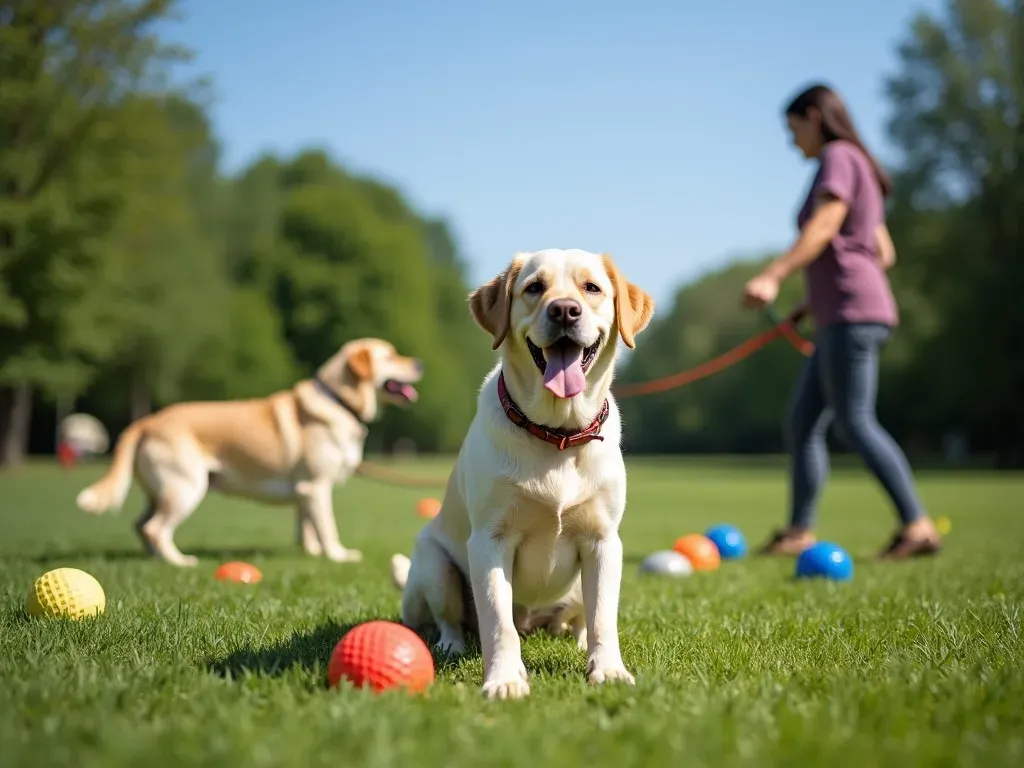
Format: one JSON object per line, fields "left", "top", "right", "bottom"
{"left": 524, "top": 281, "right": 544, "bottom": 295}
{"left": 584, "top": 282, "right": 602, "bottom": 294}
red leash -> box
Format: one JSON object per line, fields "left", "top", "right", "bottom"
{"left": 613, "top": 309, "right": 812, "bottom": 399}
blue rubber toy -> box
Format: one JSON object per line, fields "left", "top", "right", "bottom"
{"left": 705, "top": 524, "right": 748, "bottom": 559}
{"left": 795, "top": 541, "right": 854, "bottom": 581}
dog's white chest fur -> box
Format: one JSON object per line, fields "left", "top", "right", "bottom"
{"left": 500, "top": 462, "right": 608, "bottom": 606}
{"left": 328, "top": 429, "right": 365, "bottom": 480}
{"left": 300, "top": 420, "right": 365, "bottom": 481}
{"left": 452, "top": 369, "right": 625, "bottom": 608}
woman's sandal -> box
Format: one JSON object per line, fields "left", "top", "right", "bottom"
{"left": 757, "top": 529, "right": 817, "bottom": 556}
{"left": 876, "top": 531, "right": 942, "bottom": 560}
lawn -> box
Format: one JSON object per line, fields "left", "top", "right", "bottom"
{"left": 1, "top": 457, "right": 1022, "bottom": 767}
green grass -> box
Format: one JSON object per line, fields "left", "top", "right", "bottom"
{"left": 1, "top": 457, "right": 1022, "bottom": 767}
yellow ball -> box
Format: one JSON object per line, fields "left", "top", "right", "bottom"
{"left": 26, "top": 567, "right": 106, "bottom": 619}
{"left": 936, "top": 516, "right": 952, "bottom": 535}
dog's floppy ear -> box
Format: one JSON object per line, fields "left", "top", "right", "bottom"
{"left": 601, "top": 254, "right": 655, "bottom": 349}
{"left": 468, "top": 260, "right": 522, "bottom": 350}
{"left": 346, "top": 346, "right": 374, "bottom": 381}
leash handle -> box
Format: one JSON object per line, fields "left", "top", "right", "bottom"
{"left": 764, "top": 305, "right": 814, "bottom": 355}
{"left": 764, "top": 305, "right": 807, "bottom": 327}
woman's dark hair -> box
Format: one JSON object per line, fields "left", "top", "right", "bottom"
{"left": 785, "top": 83, "right": 893, "bottom": 198}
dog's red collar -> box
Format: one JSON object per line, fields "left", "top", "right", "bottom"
{"left": 313, "top": 377, "right": 367, "bottom": 427}
{"left": 496, "top": 372, "right": 608, "bottom": 451}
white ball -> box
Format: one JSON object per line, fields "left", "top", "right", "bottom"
{"left": 638, "top": 550, "right": 693, "bottom": 577}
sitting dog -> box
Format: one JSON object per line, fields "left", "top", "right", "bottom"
{"left": 76, "top": 338, "right": 423, "bottom": 567}
{"left": 390, "top": 249, "right": 654, "bottom": 699}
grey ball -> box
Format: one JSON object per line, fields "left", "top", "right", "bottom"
{"left": 638, "top": 550, "right": 694, "bottom": 577}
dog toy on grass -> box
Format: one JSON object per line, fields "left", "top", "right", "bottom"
{"left": 26, "top": 567, "right": 106, "bottom": 619}
{"left": 795, "top": 542, "right": 854, "bottom": 581}
{"left": 705, "top": 523, "right": 748, "bottom": 559}
{"left": 638, "top": 550, "right": 693, "bottom": 576}
{"left": 416, "top": 498, "right": 441, "bottom": 519}
{"left": 328, "top": 621, "right": 435, "bottom": 694}
{"left": 214, "top": 561, "right": 263, "bottom": 583}
{"left": 672, "top": 534, "right": 721, "bottom": 571}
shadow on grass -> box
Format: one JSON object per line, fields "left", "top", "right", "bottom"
{"left": 208, "top": 619, "right": 359, "bottom": 681}
{"left": 206, "top": 618, "right": 471, "bottom": 684}
{"left": 18, "top": 545, "right": 295, "bottom": 566}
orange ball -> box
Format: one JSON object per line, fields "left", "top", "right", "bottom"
{"left": 416, "top": 497, "right": 441, "bottom": 519}
{"left": 327, "top": 620, "right": 435, "bottom": 694}
{"left": 214, "top": 561, "right": 262, "bottom": 583}
{"left": 672, "top": 534, "right": 721, "bottom": 571}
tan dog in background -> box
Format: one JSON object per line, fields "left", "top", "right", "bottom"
{"left": 76, "top": 338, "right": 423, "bottom": 567}
{"left": 390, "top": 249, "right": 654, "bottom": 699}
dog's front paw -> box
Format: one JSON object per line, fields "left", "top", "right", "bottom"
{"left": 325, "top": 548, "right": 363, "bottom": 564}
{"left": 586, "top": 660, "right": 635, "bottom": 686}
{"left": 482, "top": 677, "right": 531, "bottom": 700}
{"left": 482, "top": 662, "right": 530, "bottom": 700}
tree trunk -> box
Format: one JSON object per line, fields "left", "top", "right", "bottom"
{"left": 130, "top": 366, "right": 151, "bottom": 421}
{"left": 0, "top": 382, "right": 33, "bottom": 468}
{"left": 993, "top": 412, "right": 1024, "bottom": 469}
{"left": 54, "top": 393, "right": 72, "bottom": 447}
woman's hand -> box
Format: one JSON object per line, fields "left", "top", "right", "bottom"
{"left": 742, "top": 272, "right": 781, "bottom": 310}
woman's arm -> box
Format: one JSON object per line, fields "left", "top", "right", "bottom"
{"left": 762, "top": 195, "right": 848, "bottom": 282}
{"left": 876, "top": 223, "right": 896, "bottom": 270}
{"left": 742, "top": 142, "right": 858, "bottom": 310}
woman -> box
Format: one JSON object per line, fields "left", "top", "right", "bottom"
{"left": 742, "top": 83, "right": 941, "bottom": 560}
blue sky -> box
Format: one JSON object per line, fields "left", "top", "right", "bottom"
{"left": 175, "top": 0, "right": 944, "bottom": 310}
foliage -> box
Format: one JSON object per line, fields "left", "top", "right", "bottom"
{"left": 0, "top": 0, "right": 193, "bottom": 461}
{"left": 883, "top": 0, "right": 1024, "bottom": 464}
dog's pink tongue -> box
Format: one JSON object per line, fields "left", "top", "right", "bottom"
{"left": 543, "top": 345, "right": 587, "bottom": 398}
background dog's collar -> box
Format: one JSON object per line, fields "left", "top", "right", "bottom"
{"left": 313, "top": 378, "right": 367, "bottom": 426}
{"left": 496, "top": 372, "right": 608, "bottom": 450}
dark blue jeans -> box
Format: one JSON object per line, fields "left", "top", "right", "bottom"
{"left": 785, "top": 322, "right": 925, "bottom": 529}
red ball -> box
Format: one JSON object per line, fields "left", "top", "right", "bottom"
{"left": 416, "top": 497, "right": 441, "bottom": 519}
{"left": 214, "top": 561, "right": 263, "bottom": 583}
{"left": 327, "top": 621, "right": 435, "bottom": 694}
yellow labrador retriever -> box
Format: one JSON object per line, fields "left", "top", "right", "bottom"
{"left": 390, "top": 249, "right": 654, "bottom": 699}
{"left": 76, "top": 338, "right": 423, "bottom": 567}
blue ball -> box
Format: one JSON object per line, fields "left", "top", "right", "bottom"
{"left": 795, "top": 541, "right": 854, "bottom": 581}
{"left": 704, "top": 524, "right": 748, "bottom": 559}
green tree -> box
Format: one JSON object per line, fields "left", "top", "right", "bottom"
{"left": 99, "top": 96, "right": 231, "bottom": 419}
{"left": 884, "top": 0, "right": 1024, "bottom": 464}
{"left": 0, "top": 0, "right": 189, "bottom": 466}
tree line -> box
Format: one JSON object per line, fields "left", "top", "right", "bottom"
{"left": 1, "top": 0, "right": 1021, "bottom": 468}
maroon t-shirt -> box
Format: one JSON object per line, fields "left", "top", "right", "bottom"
{"left": 797, "top": 140, "right": 898, "bottom": 329}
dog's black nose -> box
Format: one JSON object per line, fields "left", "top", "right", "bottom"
{"left": 547, "top": 298, "right": 582, "bottom": 326}
{"left": 413, "top": 358, "right": 425, "bottom": 374}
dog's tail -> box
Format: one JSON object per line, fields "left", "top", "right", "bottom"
{"left": 389, "top": 553, "right": 411, "bottom": 591}
{"left": 76, "top": 421, "right": 146, "bottom": 515}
